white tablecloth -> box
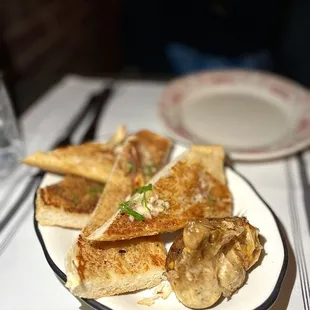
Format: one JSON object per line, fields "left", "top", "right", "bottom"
{"left": 0, "top": 75, "right": 309, "bottom": 310}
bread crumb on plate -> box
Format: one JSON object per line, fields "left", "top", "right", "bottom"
{"left": 137, "top": 281, "right": 172, "bottom": 306}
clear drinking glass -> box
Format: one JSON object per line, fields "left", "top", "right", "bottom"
{"left": 0, "top": 77, "right": 24, "bottom": 178}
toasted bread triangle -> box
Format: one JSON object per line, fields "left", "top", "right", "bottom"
{"left": 90, "top": 145, "right": 232, "bottom": 242}
{"left": 66, "top": 130, "right": 172, "bottom": 298}
{"left": 65, "top": 235, "right": 167, "bottom": 298}
{"left": 22, "top": 125, "right": 127, "bottom": 183}
{"left": 83, "top": 130, "right": 172, "bottom": 238}
{"left": 36, "top": 175, "right": 104, "bottom": 229}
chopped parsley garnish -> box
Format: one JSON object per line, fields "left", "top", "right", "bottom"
{"left": 132, "top": 184, "right": 153, "bottom": 195}
{"left": 119, "top": 200, "right": 144, "bottom": 221}
{"left": 73, "top": 195, "right": 79, "bottom": 205}
{"left": 142, "top": 192, "right": 151, "bottom": 212}
{"left": 120, "top": 199, "right": 134, "bottom": 208}
{"left": 132, "top": 184, "right": 153, "bottom": 213}
{"left": 126, "top": 161, "right": 135, "bottom": 174}
{"left": 208, "top": 195, "right": 217, "bottom": 203}
{"left": 143, "top": 165, "right": 155, "bottom": 177}
{"left": 88, "top": 186, "right": 103, "bottom": 195}
{"left": 119, "top": 184, "right": 153, "bottom": 220}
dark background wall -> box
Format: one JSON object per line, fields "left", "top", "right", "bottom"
{"left": 1, "top": 0, "right": 310, "bottom": 117}
{"left": 0, "top": 0, "right": 122, "bottom": 115}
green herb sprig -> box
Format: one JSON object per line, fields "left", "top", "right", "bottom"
{"left": 73, "top": 195, "right": 79, "bottom": 205}
{"left": 126, "top": 161, "right": 135, "bottom": 174}
{"left": 143, "top": 165, "right": 156, "bottom": 177}
{"left": 119, "top": 184, "right": 153, "bottom": 220}
{"left": 208, "top": 195, "right": 217, "bottom": 203}
{"left": 119, "top": 200, "right": 144, "bottom": 221}
{"left": 88, "top": 186, "right": 103, "bottom": 196}
{"left": 132, "top": 184, "right": 153, "bottom": 212}
{"left": 132, "top": 184, "right": 153, "bottom": 195}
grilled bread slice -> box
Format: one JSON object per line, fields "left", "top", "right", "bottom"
{"left": 65, "top": 235, "right": 166, "bottom": 298}
{"left": 83, "top": 130, "right": 172, "bottom": 238}
{"left": 90, "top": 145, "right": 232, "bottom": 242}
{"left": 65, "top": 130, "right": 171, "bottom": 298}
{"left": 132, "top": 130, "right": 173, "bottom": 182}
{"left": 22, "top": 125, "right": 127, "bottom": 183}
{"left": 36, "top": 175, "right": 104, "bottom": 229}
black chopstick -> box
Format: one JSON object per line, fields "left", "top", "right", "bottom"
{"left": 296, "top": 152, "right": 310, "bottom": 234}
{"left": 80, "top": 80, "right": 115, "bottom": 143}
{"left": 50, "top": 81, "right": 113, "bottom": 148}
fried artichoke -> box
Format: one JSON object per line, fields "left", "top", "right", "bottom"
{"left": 166, "top": 217, "right": 262, "bottom": 309}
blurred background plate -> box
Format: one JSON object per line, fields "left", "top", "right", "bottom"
{"left": 159, "top": 70, "right": 310, "bottom": 161}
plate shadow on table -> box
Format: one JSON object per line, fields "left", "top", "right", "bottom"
{"left": 270, "top": 219, "right": 296, "bottom": 310}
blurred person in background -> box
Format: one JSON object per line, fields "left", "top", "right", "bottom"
{"left": 122, "top": 0, "right": 310, "bottom": 86}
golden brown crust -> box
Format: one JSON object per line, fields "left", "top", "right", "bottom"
{"left": 35, "top": 175, "right": 104, "bottom": 229}
{"left": 75, "top": 235, "right": 166, "bottom": 281}
{"left": 83, "top": 131, "right": 172, "bottom": 239}
{"left": 39, "top": 175, "right": 103, "bottom": 214}
{"left": 22, "top": 125, "right": 128, "bottom": 183}
{"left": 35, "top": 196, "right": 91, "bottom": 229}
{"left": 65, "top": 234, "right": 167, "bottom": 298}
{"left": 189, "top": 145, "right": 226, "bottom": 184}
{"left": 23, "top": 143, "right": 115, "bottom": 183}
{"left": 135, "top": 130, "right": 172, "bottom": 179}
{"left": 97, "top": 146, "right": 232, "bottom": 241}
{"left": 65, "top": 130, "right": 172, "bottom": 298}
{"left": 82, "top": 137, "right": 145, "bottom": 237}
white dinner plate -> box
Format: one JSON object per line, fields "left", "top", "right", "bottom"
{"left": 34, "top": 143, "right": 287, "bottom": 310}
{"left": 158, "top": 70, "right": 310, "bottom": 161}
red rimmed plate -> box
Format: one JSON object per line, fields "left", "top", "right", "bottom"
{"left": 159, "top": 70, "right": 310, "bottom": 161}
